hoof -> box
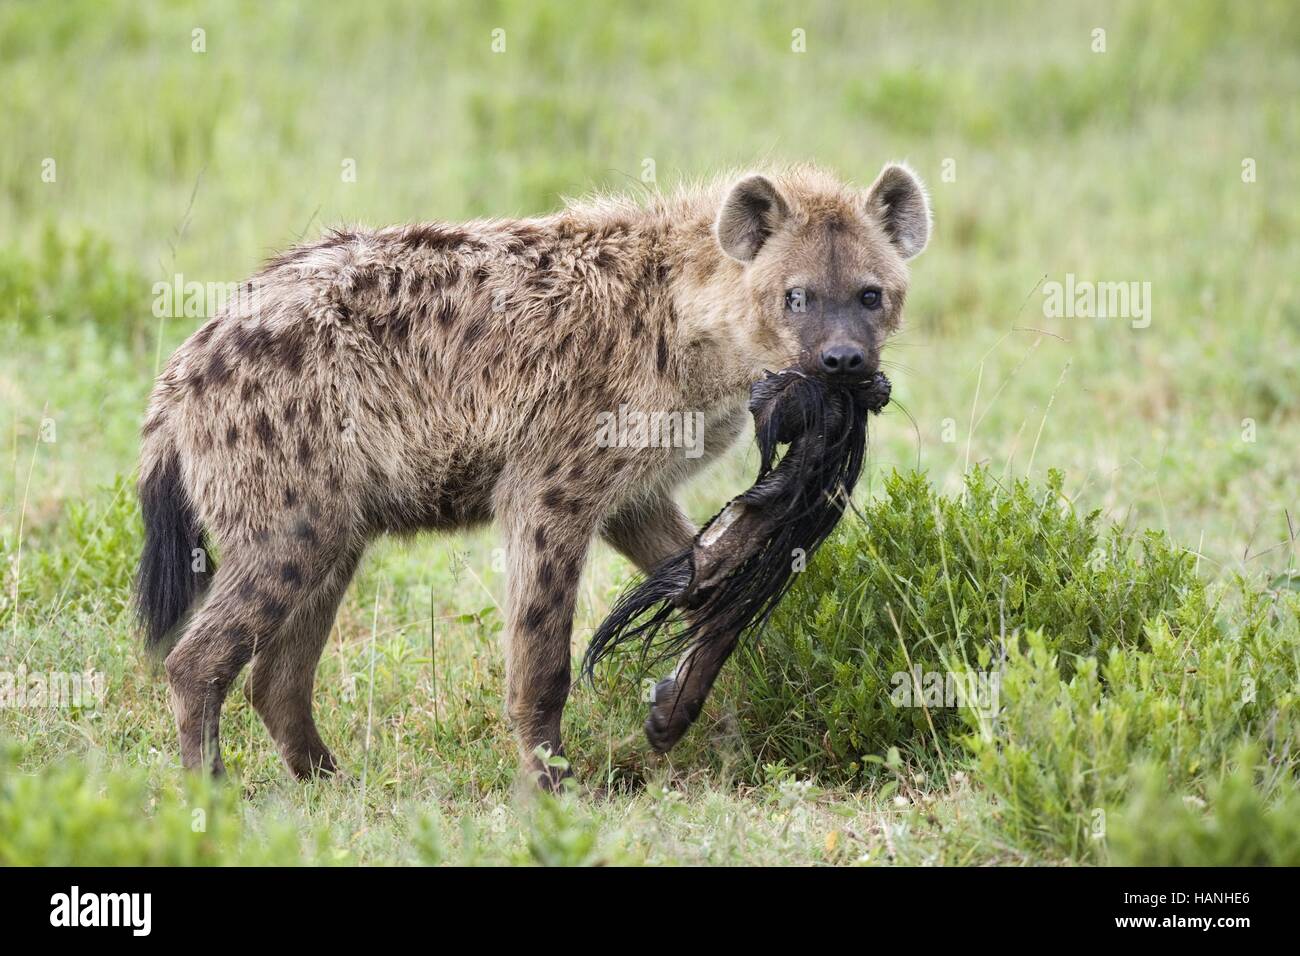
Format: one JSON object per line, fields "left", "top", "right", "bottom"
{"left": 644, "top": 678, "right": 695, "bottom": 753}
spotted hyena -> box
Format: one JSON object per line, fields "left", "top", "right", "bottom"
{"left": 135, "top": 163, "right": 931, "bottom": 787}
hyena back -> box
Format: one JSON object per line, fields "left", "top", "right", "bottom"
{"left": 136, "top": 163, "right": 930, "bottom": 786}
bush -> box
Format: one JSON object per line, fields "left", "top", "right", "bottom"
{"left": 0, "top": 743, "right": 318, "bottom": 865}
{"left": 727, "top": 468, "right": 1205, "bottom": 781}
{"left": 1110, "top": 745, "right": 1300, "bottom": 866}
{"left": 964, "top": 591, "right": 1300, "bottom": 860}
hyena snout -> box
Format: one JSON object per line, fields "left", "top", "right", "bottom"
{"left": 818, "top": 343, "right": 872, "bottom": 380}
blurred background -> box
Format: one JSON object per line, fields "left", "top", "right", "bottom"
{"left": 3, "top": 0, "right": 1296, "bottom": 583}
{"left": 1, "top": 0, "right": 1298, "bottom": 857}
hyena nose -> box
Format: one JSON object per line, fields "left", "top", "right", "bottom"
{"left": 819, "top": 345, "right": 868, "bottom": 379}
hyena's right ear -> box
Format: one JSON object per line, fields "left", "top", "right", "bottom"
{"left": 716, "top": 175, "right": 791, "bottom": 263}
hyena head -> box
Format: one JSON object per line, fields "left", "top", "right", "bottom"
{"left": 715, "top": 163, "right": 931, "bottom": 382}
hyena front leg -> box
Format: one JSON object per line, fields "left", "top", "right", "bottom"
{"left": 601, "top": 492, "right": 696, "bottom": 573}
{"left": 500, "top": 494, "right": 596, "bottom": 791}
{"left": 245, "top": 542, "right": 363, "bottom": 779}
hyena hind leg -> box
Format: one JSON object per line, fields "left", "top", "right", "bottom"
{"left": 164, "top": 549, "right": 300, "bottom": 776}
{"left": 245, "top": 543, "right": 363, "bottom": 779}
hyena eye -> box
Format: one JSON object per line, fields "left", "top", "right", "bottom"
{"left": 784, "top": 287, "right": 809, "bottom": 313}
{"left": 860, "top": 286, "right": 883, "bottom": 310}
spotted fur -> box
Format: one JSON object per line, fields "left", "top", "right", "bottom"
{"left": 135, "top": 163, "right": 930, "bottom": 786}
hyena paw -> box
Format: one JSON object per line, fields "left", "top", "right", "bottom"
{"left": 286, "top": 747, "right": 339, "bottom": 781}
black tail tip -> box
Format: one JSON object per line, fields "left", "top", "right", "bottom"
{"left": 134, "top": 452, "right": 212, "bottom": 657}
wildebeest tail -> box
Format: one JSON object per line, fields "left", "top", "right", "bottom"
{"left": 135, "top": 444, "right": 213, "bottom": 655}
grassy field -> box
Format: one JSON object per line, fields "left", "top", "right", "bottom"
{"left": 2, "top": 0, "right": 1298, "bottom": 865}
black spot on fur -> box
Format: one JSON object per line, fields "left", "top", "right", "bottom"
{"left": 462, "top": 317, "right": 486, "bottom": 346}
{"left": 284, "top": 399, "right": 298, "bottom": 425}
{"left": 233, "top": 323, "right": 275, "bottom": 361}
{"left": 254, "top": 410, "right": 275, "bottom": 447}
{"left": 542, "top": 487, "right": 566, "bottom": 511}
{"left": 273, "top": 330, "right": 306, "bottom": 374}
{"left": 656, "top": 334, "right": 669, "bottom": 375}
{"left": 532, "top": 665, "right": 571, "bottom": 715}
{"left": 225, "top": 424, "right": 239, "bottom": 447}
{"left": 524, "top": 601, "right": 549, "bottom": 632}
{"left": 561, "top": 553, "right": 581, "bottom": 579}
{"left": 207, "top": 349, "right": 234, "bottom": 386}
{"left": 399, "top": 225, "right": 483, "bottom": 252}
{"left": 260, "top": 594, "right": 287, "bottom": 620}
{"left": 352, "top": 269, "right": 380, "bottom": 295}
{"left": 534, "top": 527, "right": 547, "bottom": 550}
{"left": 296, "top": 436, "right": 313, "bottom": 466}
{"left": 279, "top": 562, "right": 303, "bottom": 586}
{"left": 293, "top": 519, "right": 318, "bottom": 545}
{"left": 239, "top": 378, "right": 262, "bottom": 402}
{"left": 283, "top": 487, "right": 298, "bottom": 508}
{"left": 539, "top": 560, "right": 555, "bottom": 589}
{"left": 391, "top": 311, "right": 414, "bottom": 341}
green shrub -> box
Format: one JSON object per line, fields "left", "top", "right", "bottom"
{"left": 727, "top": 468, "right": 1205, "bottom": 781}
{"left": 1110, "top": 745, "right": 1300, "bottom": 866}
{"left": 964, "top": 591, "right": 1300, "bottom": 860}
{"left": 0, "top": 744, "right": 318, "bottom": 865}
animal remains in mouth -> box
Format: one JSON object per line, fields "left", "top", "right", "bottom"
{"left": 583, "top": 368, "right": 891, "bottom": 752}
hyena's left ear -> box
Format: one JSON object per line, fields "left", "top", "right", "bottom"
{"left": 866, "top": 163, "right": 931, "bottom": 259}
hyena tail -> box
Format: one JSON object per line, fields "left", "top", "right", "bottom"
{"left": 135, "top": 443, "right": 213, "bottom": 656}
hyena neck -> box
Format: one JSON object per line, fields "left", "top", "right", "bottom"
{"left": 657, "top": 194, "right": 767, "bottom": 409}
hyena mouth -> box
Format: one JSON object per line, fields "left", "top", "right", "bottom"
{"left": 582, "top": 368, "right": 890, "bottom": 749}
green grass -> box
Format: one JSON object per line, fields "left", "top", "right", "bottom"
{"left": 2, "top": 0, "right": 1298, "bottom": 864}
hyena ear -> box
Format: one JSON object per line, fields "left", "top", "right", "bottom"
{"left": 716, "top": 175, "right": 791, "bottom": 263}
{"left": 866, "top": 163, "right": 931, "bottom": 259}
